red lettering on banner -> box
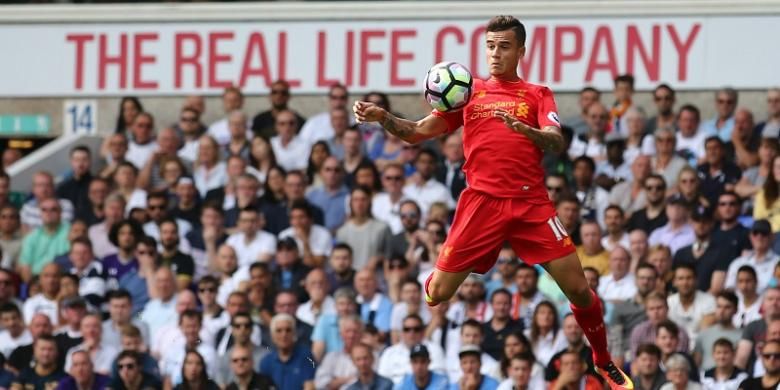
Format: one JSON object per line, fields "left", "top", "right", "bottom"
{"left": 435, "top": 26, "right": 465, "bottom": 63}
{"left": 553, "top": 26, "right": 583, "bottom": 82}
{"left": 626, "top": 25, "right": 660, "bottom": 81}
{"left": 667, "top": 24, "right": 701, "bottom": 81}
{"left": 239, "top": 32, "right": 272, "bottom": 88}
{"left": 66, "top": 34, "right": 94, "bottom": 90}
{"left": 359, "top": 30, "right": 385, "bottom": 86}
{"left": 208, "top": 32, "right": 234, "bottom": 88}
{"left": 519, "top": 26, "right": 548, "bottom": 82}
{"left": 174, "top": 33, "right": 203, "bottom": 88}
{"left": 277, "top": 32, "right": 301, "bottom": 88}
{"left": 316, "top": 31, "right": 339, "bottom": 87}
{"left": 469, "top": 26, "right": 487, "bottom": 80}
{"left": 390, "top": 30, "right": 416, "bottom": 87}
{"left": 98, "top": 34, "right": 128, "bottom": 89}
{"left": 346, "top": 31, "right": 355, "bottom": 87}
{"left": 585, "top": 26, "right": 618, "bottom": 82}
{"left": 133, "top": 33, "right": 158, "bottom": 89}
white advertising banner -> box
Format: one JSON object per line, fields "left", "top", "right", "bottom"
{"left": 1, "top": 16, "right": 778, "bottom": 96}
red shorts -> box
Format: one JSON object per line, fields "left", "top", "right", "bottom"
{"left": 436, "top": 188, "right": 576, "bottom": 274}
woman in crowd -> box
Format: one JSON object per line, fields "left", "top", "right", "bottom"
{"left": 523, "top": 301, "right": 566, "bottom": 367}
{"left": 737, "top": 138, "right": 779, "bottom": 214}
{"left": 172, "top": 350, "right": 219, "bottom": 390}
{"left": 675, "top": 166, "right": 710, "bottom": 210}
{"left": 754, "top": 154, "right": 780, "bottom": 232}
{"left": 306, "top": 141, "right": 331, "bottom": 189}
{"left": 193, "top": 135, "right": 227, "bottom": 199}
{"left": 248, "top": 136, "right": 277, "bottom": 184}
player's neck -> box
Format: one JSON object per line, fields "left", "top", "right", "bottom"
{"left": 490, "top": 74, "right": 522, "bottom": 83}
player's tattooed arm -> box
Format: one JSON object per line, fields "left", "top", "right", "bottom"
{"left": 353, "top": 101, "right": 447, "bottom": 144}
{"left": 494, "top": 110, "right": 565, "bottom": 153}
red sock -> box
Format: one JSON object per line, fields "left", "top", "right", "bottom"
{"left": 569, "top": 289, "right": 611, "bottom": 367}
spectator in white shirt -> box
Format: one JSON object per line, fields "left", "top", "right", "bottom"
{"left": 598, "top": 246, "right": 637, "bottom": 302}
{"left": 271, "top": 110, "right": 310, "bottom": 172}
{"left": 0, "top": 303, "right": 32, "bottom": 358}
{"left": 676, "top": 104, "right": 709, "bottom": 165}
{"left": 125, "top": 112, "right": 158, "bottom": 170}
{"left": 208, "top": 86, "right": 246, "bottom": 146}
{"left": 299, "top": 83, "right": 354, "bottom": 145}
{"left": 733, "top": 265, "right": 762, "bottom": 328}
{"left": 279, "top": 200, "right": 333, "bottom": 268}
{"left": 390, "top": 278, "right": 431, "bottom": 344}
{"left": 568, "top": 102, "right": 608, "bottom": 162}
{"left": 314, "top": 314, "right": 362, "bottom": 390}
{"left": 601, "top": 205, "right": 630, "bottom": 252}
{"left": 372, "top": 163, "right": 407, "bottom": 235}
{"left": 23, "top": 262, "right": 60, "bottom": 326}
{"left": 139, "top": 267, "right": 178, "bottom": 336}
{"left": 20, "top": 171, "right": 75, "bottom": 232}
{"left": 65, "top": 313, "right": 120, "bottom": 375}
{"left": 667, "top": 263, "right": 716, "bottom": 349}
{"left": 403, "top": 149, "right": 454, "bottom": 218}
{"left": 447, "top": 319, "right": 500, "bottom": 382}
{"left": 193, "top": 135, "right": 227, "bottom": 199}
{"left": 297, "top": 268, "right": 335, "bottom": 327}
{"left": 377, "top": 313, "right": 446, "bottom": 384}
{"left": 159, "top": 310, "right": 217, "bottom": 388}
{"left": 721, "top": 219, "right": 780, "bottom": 294}
{"left": 225, "top": 207, "right": 276, "bottom": 267}
{"left": 176, "top": 107, "right": 204, "bottom": 164}
{"left": 523, "top": 301, "right": 567, "bottom": 366}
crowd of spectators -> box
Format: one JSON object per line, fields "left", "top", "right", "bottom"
{"left": 0, "top": 74, "right": 779, "bottom": 390}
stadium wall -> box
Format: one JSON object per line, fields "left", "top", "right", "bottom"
{"left": 0, "top": 1, "right": 778, "bottom": 136}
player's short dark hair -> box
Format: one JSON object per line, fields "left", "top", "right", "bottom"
{"left": 0, "top": 302, "right": 21, "bottom": 317}
{"left": 289, "top": 199, "right": 313, "bottom": 219}
{"left": 486, "top": 15, "right": 526, "bottom": 46}
{"left": 636, "top": 262, "right": 658, "bottom": 277}
{"left": 717, "top": 290, "right": 739, "bottom": 308}
{"left": 491, "top": 288, "right": 512, "bottom": 303}
{"left": 461, "top": 319, "right": 483, "bottom": 334}
{"left": 332, "top": 242, "right": 354, "bottom": 257}
{"left": 673, "top": 262, "right": 696, "bottom": 276}
{"left": 705, "top": 135, "right": 725, "bottom": 148}
{"left": 70, "top": 145, "right": 91, "bottom": 158}
{"left": 654, "top": 83, "right": 676, "bottom": 99}
{"left": 614, "top": 74, "right": 635, "bottom": 88}
{"left": 679, "top": 104, "right": 701, "bottom": 122}
{"left": 737, "top": 265, "right": 758, "bottom": 281}
{"left": 573, "top": 156, "right": 596, "bottom": 172}
{"left": 636, "top": 343, "right": 662, "bottom": 358}
{"left": 580, "top": 86, "right": 600, "bottom": 96}
{"left": 656, "top": 319, "right": 679, "bottom": 337}
{"left": 713, "top": 338, "right": 735, "bottom": 351}
{"left": 604, "top": 205, "right": 624, "bottom": 217}
{"left": 107, "top": 289, "right": 132, "bottom": 303}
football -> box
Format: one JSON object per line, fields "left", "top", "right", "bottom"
{"left": 424, "top": 61, "right": 474, "bottom": 112}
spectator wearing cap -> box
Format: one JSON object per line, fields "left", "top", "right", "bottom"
{"left": 226, "top": 207, "right": 276, "bottom": 267}
{"left": 667, "top": 263, "right": 715, "bottom": 349}
{"left": 260, "top": 313, "right": 316, "bottom": 390}
{"left": 450, "top": 345, "right": 499, "bottom": 390}
{"left": 698, "top": 136, "right": 742, "bottom": 206}
{"left": 346, "top": 342, "right": 393, "bottom": 390}
{"left": 271, "top": 237, "right": 311, "bottom": 295}
{"left": 595, "top": 132, "right": 631, "bottom": 191}
{"left": 721, "top": 219, "right": 780, "bottom": 294}
{"left": 378, "top": 314, "right": 446, "bottom": 384}
{"left": 598, "top": 246, "right": 636, "bottom": 302}
{"left": 672, "top": 206, "right": 731, "bottom": 293}
{"left": 278, "top": 200, "right": 333, "bottom": 268}
{"left": 314, "top": 315, "right": 363, "bottom": 389}
{"left": 394, "top": 343, "right": 449, "bottom": 390}
{"left": 65, "top": 313, "right": 120, "bottom": 375}
{"left": 647, "top": 194, "right": 695, "bottom": 256}
{"left": 55, "top": 296, "right": 87, "bottom": 355}
{"left": 312, "top": 287, "right": 359, "bottom": 362}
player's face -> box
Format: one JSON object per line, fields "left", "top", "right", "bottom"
{"left": 485, "top": 30, "right": 524, "bottom": 78}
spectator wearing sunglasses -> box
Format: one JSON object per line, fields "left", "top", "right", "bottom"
{"left": 110, "top": 350, "right": 161, "bottom": 389}
{"left": 377, "top": 314, "right": 446, "bottom": 384}
{"left": 738, "top": 339, "right": 780, "bottom": 390}
{"left": 224, "top": 345, "right": 276, "bottom": 390}
{"left": 721, "top": 219, "right": 779, "bottom": 294}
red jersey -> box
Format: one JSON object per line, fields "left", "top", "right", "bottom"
{"left": 433, "top": 78, "right": 561, "bottom": 198}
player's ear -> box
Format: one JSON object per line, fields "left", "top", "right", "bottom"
{"left": 517, "top": 45, "right": 526, "bottom": 61}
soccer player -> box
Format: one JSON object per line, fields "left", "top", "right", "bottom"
{"left": 353, "top": 15, "right": 632, "bottom": 390}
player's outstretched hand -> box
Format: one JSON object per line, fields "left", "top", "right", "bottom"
{"left": 494, "top": 109, "right": 530, "bottom": 133}
{"left": 353, "top": 101, "right": 386, "bottom": 123}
